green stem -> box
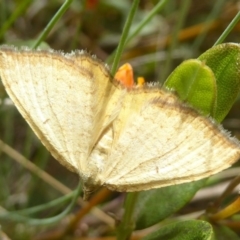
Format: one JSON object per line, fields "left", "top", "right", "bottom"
{"left": 0, "top": 182, "right": 81, "bottom": 226}
{"left": 126, "top": 0, "right": 169, "bottom": 46}
{"left": 107, "top": 0, "right": 169, "bottom": 65}
{"left": 111, "top": 0, "right": 140, "bottom": 75}
{"left": 14, "top": 191, "right": 76, "bottom": 216}
{"left": 116, "top": 192, "right": 139, "bottom": 240}
{"left": 32, "top": 0, "right": 73, "bottom": 49}
{"left": 214, "top": 11, "right": 240, "bottom": 46}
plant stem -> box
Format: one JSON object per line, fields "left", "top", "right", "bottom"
{"left": 0, "top": 182, "right": 82, "bottom": 226}
{"left": 32, "top": 0, "right": 73, "bottom": 49}
{"left": 116, "top": 192, "right": 139, "bottom": 240}
{"left": 126, "top": 0, "right": 169, "bottom": 46}
{"left": 214, "top": 11, "right": 240, "bottom": 46}
{"left": 111, "top": 0, "right": 140, "bottom": 75}
{"left": 107, "top": 0, "right": 169, "bottom": 65}
{"left": 209, "top": 197, "right": 240, "bottom": 221}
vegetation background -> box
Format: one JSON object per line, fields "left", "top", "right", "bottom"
{"left": 0, "top": 0, "right": 240, "bottom": 239}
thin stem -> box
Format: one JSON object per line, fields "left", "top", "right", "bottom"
{"left": 214, "top": 11, "right": 240, "bottom": 46}
{"left": 209, "top": 197, "right": 240, "bottom": 221}
{"left": 14, "top": 191, "right": 76, "bottom": 216}
{"left": 210, "top": 175, "right": 240, "bottom": 211}
{"left": 0, "top": 139, "right": 113, "bottom": 226}
{"left": 107, "top": 0, "right": 169, "bottom": 65}
{"left": 32, "top": 0, "right": 73, "bottom": 49}
{"left": 0, "top": 182, "right": 82, "bottom": 226}
{"left": 116, "top": 192, "right": 139, "bottom": 240}
{"left": 0, "top": 139, "right": 71, "bottom": 195}
{"left": 64, "top": 188, "right": 112, "bottom": 235}
{"left": 111, "top": 0, "right": 140, "bottom": 75}
{"left": 126, "top": 0, "right": 169, "bottom": 46}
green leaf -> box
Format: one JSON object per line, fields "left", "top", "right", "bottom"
{"left": 164, "top": 43, "right": 240, "bottom": 123}
{"left": 198, "top": 43, "right": 240, "bottom": 122}
{"left": 164, "top": 59, "right": 217, "bottom": 116}
{"left": 142, "top": 220, "right": 214, "bottom": 240}
{"left": 135, "top": 179, "right": 206, "bottom": 229}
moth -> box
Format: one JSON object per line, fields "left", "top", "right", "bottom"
{"left": 0, "top": 46, "right": 239, "bottom": 199}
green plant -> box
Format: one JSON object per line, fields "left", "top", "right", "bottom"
{"left": 0, "top": 1, "right": 240, "bottom": 240}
